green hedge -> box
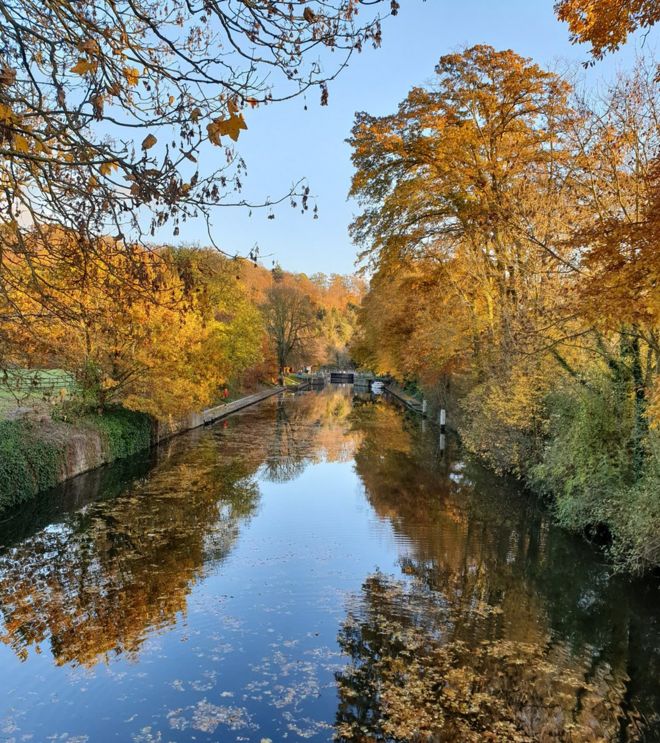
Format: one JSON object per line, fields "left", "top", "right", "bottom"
{"left": 529, "top": 381, "right": 660, "bottom": 573}
{"left": 0, "top": 420, "right": 64, "bottom": 510}
{"left": 84, "top": 407, "right": 154, "bottom": 460}
{"left": 0, "top": 407, "right": 154, "bottom": 513}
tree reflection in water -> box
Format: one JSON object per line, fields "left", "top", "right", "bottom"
{"left": 0, "top": 387, "right": 363, "bottom": 669}
{"left": 0, "top": 389, "right": 657, "bottom": 742}
{"left": 262, "top": 389, "right": 364, "bottom": 482}
{"left": 0, "top": 431, "right": 261, "bottom": 668}
{"left": 336, "top": 572, "right": 629, "bottom": 742}
{"left": 336, "top": 399, "right": 659, "bottom": 742}
{"left": 262, "top": 397, "right": 310, "bottom": 483}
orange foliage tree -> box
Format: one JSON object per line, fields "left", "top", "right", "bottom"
{"left": 0, "top": 234, "right": 263, "bottom": 417}
{"left": 556, "top": 0, "right": 660, "bottom": 58}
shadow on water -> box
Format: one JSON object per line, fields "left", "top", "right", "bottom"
{"left": 0, "top": 386, "right": 658, "bottom": 742}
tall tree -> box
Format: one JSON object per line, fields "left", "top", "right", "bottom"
{"left": 349, "top": 45, "right": 579, "bottom": 379}
{"left": 262, "top": 283, "right": 318, "bottom": 382}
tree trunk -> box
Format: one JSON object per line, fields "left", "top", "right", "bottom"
{"left": 627, "top": 328, "right": 648, "bottom": 480}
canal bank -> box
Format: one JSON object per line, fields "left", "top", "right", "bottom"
{"left": 0, "top": 383, "right": 308, "bottom": 511}
{"left": 384, "top": 383, "right": 425, "bottom": 415}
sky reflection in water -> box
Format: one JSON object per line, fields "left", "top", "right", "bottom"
{"left": 0, "top": 386, "right": 659, "bottom": 742}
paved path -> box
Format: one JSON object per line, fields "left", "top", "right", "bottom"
{"left": 202, "top": 384, "right": 308, "bottom": 425}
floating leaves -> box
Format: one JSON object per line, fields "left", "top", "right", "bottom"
{"left": 336, "top": 571, "right": 629, "bottom": 742}
{"left": 167, "top": 700, "right": 256, "bottom": 734}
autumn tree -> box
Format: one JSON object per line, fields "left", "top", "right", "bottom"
{"left": 559, "top": 59, "right": 660, "bottom": 476}
{"left": 349, "top": 45, "right": 580, "bottom": 383}
{"left": 0, "top": 0, "right": 397, "bottom": 326}
{"left": 552, "top": 0, "right": 660, "bottom": 456}
{"left": 236, "top": 264, "right": 364, "bottom": 371}
{"left": 555, "top": 0, "right": 660, "bottom": 58}
{"left": 262, "top": 282, "right": 319, "bottom": 382}
{"left": 0, "top": 237, "right": 263, "bottom": 417}
{"left": 309, "top": 273, "right": 364, "bottom": 366}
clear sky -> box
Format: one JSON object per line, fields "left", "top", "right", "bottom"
{"left": 169, "top": 0, "right": 658, "bottom": 276}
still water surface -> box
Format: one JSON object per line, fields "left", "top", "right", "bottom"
{"left": 0, "top": 387, "right": 659, "bottom": 742}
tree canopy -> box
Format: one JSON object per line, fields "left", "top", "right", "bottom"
{"left": 0, "top": 0, "right": 395, "bottom": 320}
{"left": 555, "top": 0, "right": 660, "bottom": 58}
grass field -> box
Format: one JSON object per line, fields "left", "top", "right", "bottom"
{"left": 0, "top": 369, "right": 76, "bottom": 419}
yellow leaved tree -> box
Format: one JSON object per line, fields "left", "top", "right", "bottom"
{"left": 0, "top": 232, "right": 263, "bottom": 418}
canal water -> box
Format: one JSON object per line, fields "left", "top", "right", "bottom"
{"left": 0, "top": 386, "right": 659, "bottom": 742}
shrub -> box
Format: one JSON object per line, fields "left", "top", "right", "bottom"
{"left": 0, "top": 420, "right": 64, "bottom": 510}
{"left": 458, "top": 360, "right": 550, "bottom": 477}
{"left": 84, "top": 407, "right": 154, "bottom": 460}
{"left": 530, "top": 379, "right": 633, "bottom": 527}
{"left": 607, "top": 434, "right": 660, "bottom": 572}
{"left": 530, "top": 373, "right": 660, "bottom": 572}
{"left": 0, "top": 407, "right": 154, "bottom": 513}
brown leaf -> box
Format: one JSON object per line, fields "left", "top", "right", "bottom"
{"left": 77, "top": 39, "right": 100, "bottom": 55}
{"left": 141, "top": 134, "right": 157, "bottom": 150}
{"left": 91, "top": 94, "right": 104, "bottom": 120}
{"left": 0, "top": 66, "right": 17, "bottom": 86}
{"left": 70, "top": 58, "right": 98, "bottom": 75}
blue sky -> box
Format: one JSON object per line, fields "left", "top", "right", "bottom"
{"left": 169, "top": 0, "right": 658, "bottom": 276}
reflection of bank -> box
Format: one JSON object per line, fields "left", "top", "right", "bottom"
{"left": 0, "top": 428, "right": 262, "bottom": 668}
{"left": 335, "top": 571, "right": 630, "bottom": 742}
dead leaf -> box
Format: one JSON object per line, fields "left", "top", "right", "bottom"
{"left": 70, "top": 58, "right": 98, "bottom": 75}
{"left": 207, "top": 112, "right": 247, "bottom": 145}
{"left": 0, "top": 66, "right": 17, "bottom": 86}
